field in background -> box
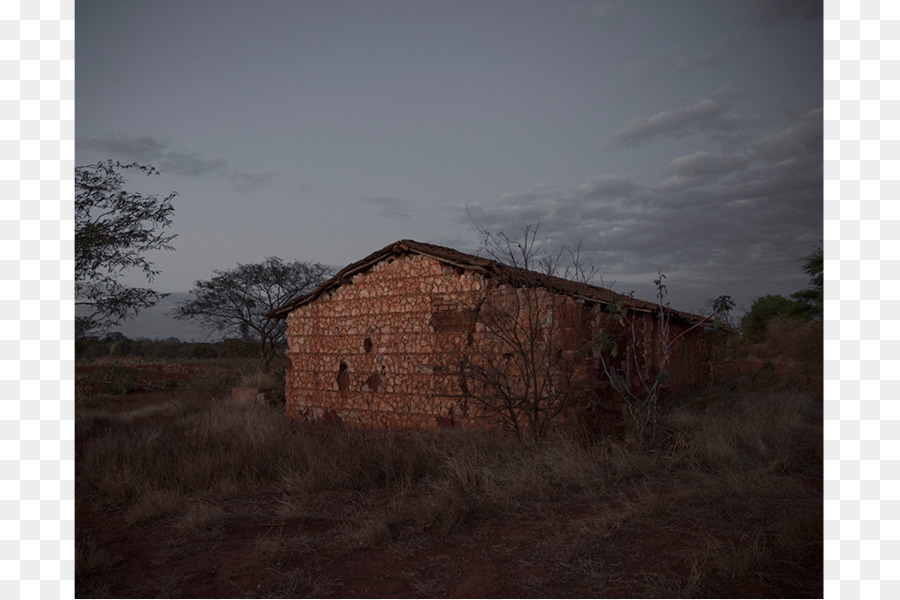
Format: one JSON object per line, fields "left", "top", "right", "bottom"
{"left": 76, "top": 328, "right": 822, "bottom": 598}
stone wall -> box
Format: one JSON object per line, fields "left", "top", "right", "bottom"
{"left": 284, "top": 253, "right": 486, "bottom": 429}
{"left": 283, "top": 252, "right": 709, "bottom": 432}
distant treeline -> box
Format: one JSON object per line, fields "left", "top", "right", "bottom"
{"left": 77, "top": 333, "right": 263, "bottom": 360}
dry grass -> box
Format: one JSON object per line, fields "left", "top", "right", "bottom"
{"left": 78, "top": 381, "right": 820, "bottom": 516}
{"left": 263, "top": 566, "right": 345, "bottom": 599}
{"left": 122, "top": 487, "right": 186, "bottom": 525}
{"left": 75, "top": 534, "right": 119, "bottom": 580}
{"left": 187, "top": 359, "right": 251, "bottom": 398}
{"left": 239, "top": 369, "right": 281, "bottom": 390}
{"left": 253, "top": 527, "right": 315, "bottom": 567}
{"left": 77, "top": 354, "right": 822, "bottom": 597}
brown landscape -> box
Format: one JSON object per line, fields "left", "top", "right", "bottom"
{"left": 75, "top": 320, "right": 822, "bottom": 599}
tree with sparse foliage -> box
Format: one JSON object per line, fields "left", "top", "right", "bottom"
{"left": 741, "top": 245, "right": 823, "bottom": 342}
{"left": 76, "top": 161, "right": 177, "bottom": 337}
{"left": 172, "top": 258, "right": 331, "bottom": 372}
{"left": 450, "top": 217, "right": 734, "bottom": 445}
{"left": 791, "top": 245, "right": 823, "bottom": 320}
{"left": 741, "top": 294, "right": 807, "bottom": 343}
{"left": 449, "top": 223, "right": 601, "bottom": 442}
{"left": 598, "top": 276, "right": 733, "bottom": 448}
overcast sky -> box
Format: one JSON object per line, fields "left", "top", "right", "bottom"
{"left": 76, "top": 0, "right": 822, "bottom": 338}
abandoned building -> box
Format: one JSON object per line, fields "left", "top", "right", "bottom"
{"left": 269, "top": 240, "right": 712, "bottom": 434}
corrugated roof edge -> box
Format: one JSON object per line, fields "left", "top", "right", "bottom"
{"left": 267, "top": 239, "right": 717, "bottom": 327}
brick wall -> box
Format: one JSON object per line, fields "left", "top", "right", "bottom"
{"left": 283, "top": 252, "right": 709, "bottom": 432}
{"left": 284, "top": 253, "right": 485, "bottom": 429}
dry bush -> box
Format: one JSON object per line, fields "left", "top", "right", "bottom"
{"left": 758, "top": 317, "right": 823, "bottom": 381}
{"left": 757, "top": 317, "right": 822, "bottom": 357}
{"left": 663, "top": 378, "right": 820, "bottom": 474}
{"left": 239, "top": 369, "right": 281, "bottom": 390}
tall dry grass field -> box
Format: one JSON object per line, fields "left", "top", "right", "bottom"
{"left": 76, "top": 349, "right": 821, "bottom": 598}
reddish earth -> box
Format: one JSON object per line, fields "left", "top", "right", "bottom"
{"left": 76, "top": 360, "right": 199, "bottom": 396}
{"left": 77, "top": 380, "right": 822, "bottom": 598}
{"left": 78, "top": 489, "right": 821, "bottom": 598}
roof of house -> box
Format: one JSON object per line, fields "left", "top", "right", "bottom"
{"left": 269, "top": 239, "right": 709, "bottom": 325}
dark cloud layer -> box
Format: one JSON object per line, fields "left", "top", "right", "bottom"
{"left": 607, "top": 85, "right": 749, "bottom": 148}
{"left": 226, "top": 171, "right": 279, "bottom": 192}
{"left": 735, "top": 0, "right": 823, "bottom": 24}
{"left": 76, "top": 133, "right": 276, "bottom": 191}
{"left": 365, "top": 197, "right": 413, "bottom": 220}
{"left": 628, "top": 39, "right": 739, "bottom": 81}
{"left": 587, "top": 1, "right": 626, "bottom": 19}
{"left": 462, "top": 108, "right": 822, "bottom": 311}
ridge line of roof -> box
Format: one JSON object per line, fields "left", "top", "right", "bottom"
{"left": 268, "top": 239, "right": 707, "bottom": 324}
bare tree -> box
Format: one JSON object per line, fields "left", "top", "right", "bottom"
{"left": 457, "top": 218, "right": 732, "bottom": 446}
{"left": 75, "top": 161, "right": 177, "bottom": 337}
{"left": 172, "top": 257, "right": 331, "bottom": 372}
{"left": 448, "top": 223, "right": 601, "bottom": 441}
{"left": 598, "top": 274, "right": 734, "bottom": 447}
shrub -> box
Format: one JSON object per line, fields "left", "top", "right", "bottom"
{"left": 186, "top": 343, "right": 218, "bottom": 359}
{"left": 215, "top": 338, "right": 258, "bottom": 359}
{"left": 741, "top": 294, "right": 809, "bottom": 343}
{"left": 239, "top": 370, "right": 281, "bottom": 390}
{"left": 108, "top": 338, "right": 134, "bottom": 356}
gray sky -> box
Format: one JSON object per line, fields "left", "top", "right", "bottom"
{"left": 76, "top": 0, "right": 822, "bottom": 338}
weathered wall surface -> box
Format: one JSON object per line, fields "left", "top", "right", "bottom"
{"left": 283, "top": 252, "right": 709, "bottom": 432}
{"left": 284, "top": 253, "right": 486, "bottom": 429}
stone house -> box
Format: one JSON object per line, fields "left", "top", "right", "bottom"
{"left": 269, "top": 240, "right": 712, "bottom": 435}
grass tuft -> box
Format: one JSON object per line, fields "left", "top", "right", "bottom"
{"left": 77, "top": 354, "right": 822, "bottom": 598}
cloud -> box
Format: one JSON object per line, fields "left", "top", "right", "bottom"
{"left": 226, "top": 171, "right": 279, "bottom": 192}
{"left": 159, "top": 152, "right": 227, "bottom": 177}
{"left": 686, "top": 40, "right": 740, "bottom": 71}
{"left": 458, "top": 110, "right": 823, "bottom": 312}
{"left": 667, "top": 151, "right": 751, "bottom": 178}
{"left": 575, "top": 175, "right": 642, "bottom": 199}
{"left": 751, "top": 107, "right": 823, "bottom": 163}
{"left": 76, "top": 133, "right": 168, "bottom": 164}
{"left": 588, "top": 1, "right": 626, "bottom": 18}
{"left": 606, "top": 85, "right": 748, "bottom": 148}
{"left": 365, "top": 197, "right": 412, "bottom": 220}
{"left": 735, "top": 0, "right": 823, "bottom": 24}
{"left": 629, "top": 39, "right": 739, "bottom": 80}
{"left": 76, "top": 133, "right": 277, "bottom": 191}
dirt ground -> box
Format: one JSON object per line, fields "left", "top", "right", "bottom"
{"left": 77, "top": 378, "right": 822, "bottom": 598}
{"left": 77, "top": 436, "right": 820, "bottom": 597}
